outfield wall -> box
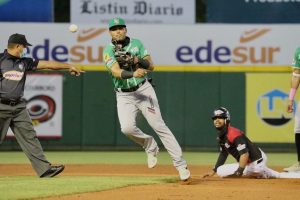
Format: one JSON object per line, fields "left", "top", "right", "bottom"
{"left": 1, "top": 70, "right": 295, "bottom": 151}
{"left": 2, "top": 71, "right": 245, "bottom": 150}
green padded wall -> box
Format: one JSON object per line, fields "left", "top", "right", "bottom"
{"left": 0, "top": 71, "right": 245, "bottom": 150}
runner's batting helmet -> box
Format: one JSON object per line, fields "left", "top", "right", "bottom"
{"left": 212, "top": 107, "right": 231, "bottom": 122}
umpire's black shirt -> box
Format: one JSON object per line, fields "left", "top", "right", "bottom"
{"left": 213, "top": 125, "right": 262, "bottom": 171}
{"left": 0, "top": 50, "right": 39, "bottom": 100}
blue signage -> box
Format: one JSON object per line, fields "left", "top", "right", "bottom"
{"left": 0, "top": 0, "right": 53, "bottom": 22}
{"left": 206, "top": 0, "right": 300, "bottom": 23}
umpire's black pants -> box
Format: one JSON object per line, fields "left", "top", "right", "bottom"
{"left": 0, "top": 100, "right": 51, "bottom": 176}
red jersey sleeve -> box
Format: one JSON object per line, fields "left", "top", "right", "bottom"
{"left": 227, "top": 126, "right": 243, "bottom": 143}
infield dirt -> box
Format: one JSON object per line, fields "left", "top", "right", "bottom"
{"left": 2, "top": 164, "right": 300, "bottom": 200}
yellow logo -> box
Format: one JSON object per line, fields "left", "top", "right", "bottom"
{"left": 104, "top": 54, "right": 110, "bottom": 62}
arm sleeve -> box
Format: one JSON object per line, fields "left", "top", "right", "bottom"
{"left": 213, "top": 147, "right": 229, "bottom": 172}
{"left": 292, "top": 47, "right": 300, "bottom": 69}
{"left": 103, "top": 45, "right": 117, "bottom": 69}
{"left": 233, "top": 136, "right": 249, "bottom": 156}
{"left": 24, "top": 58, "right": 39, "bottom": 71}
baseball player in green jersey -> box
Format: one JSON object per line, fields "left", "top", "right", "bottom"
{"left": 103, "top": 17, "right": 190, "bottom": 180}
{"left": 285, "top": 47, "right": 300, "bottom": 172}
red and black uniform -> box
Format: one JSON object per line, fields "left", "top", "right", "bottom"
{"left": 213, "top": 125, "right": 262, "bottom": 172}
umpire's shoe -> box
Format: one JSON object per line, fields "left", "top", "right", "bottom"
{"left": 40, "top": 165, "right": 65, "bottom": 178}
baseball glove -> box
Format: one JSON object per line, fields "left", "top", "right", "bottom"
{"left": 115, "top": 51, "right": 134, "bottom": 70}
{"left": 113, "top": 42, "right": 135, "bottom": 70}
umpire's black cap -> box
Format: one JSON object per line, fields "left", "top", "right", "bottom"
{"left": 8, "top": 33, "right": 32, "bottom": 46}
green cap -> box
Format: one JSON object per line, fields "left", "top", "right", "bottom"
{"left": 108, "top": 17, "right": 126, "bottom": 29}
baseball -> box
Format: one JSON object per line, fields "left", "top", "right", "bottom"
{"left": 69, "top": 24, "right": 78, "bottom": 33}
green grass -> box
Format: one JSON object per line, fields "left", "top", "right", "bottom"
{"left": 0, "top": 151, "right": 297, "bottom": 166}
{"left": 0, "top": 151, "right": 298, "bottom": 200}
{"left": 0, "top": 176, "right": 175, "bottom": 200}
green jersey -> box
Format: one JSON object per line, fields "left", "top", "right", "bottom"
{"left": 103, "top": 38, "right": 149, "bottom": 89}
{"left": 292, "top": 47, "right": 300, "bottom": 69}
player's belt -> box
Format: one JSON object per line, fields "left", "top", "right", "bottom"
{"left": 115, "top": 79, "right": 146, "bottom": 92}
{"left": 0, "top": 98, "right": 22, "bottom": 106}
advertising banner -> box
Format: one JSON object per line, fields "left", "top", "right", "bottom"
{"left": 0, "top": 23, "right": 300, "bottom": 70}
{"left": 7, "top": 74, "right": 63, "bottom": 138}
{"left": 206, "top": 0, "right": 300, "bottom": 23}
{"left": 0, "top": 0, "right": 53, "bottom": 22}
{"left": 246, "top": 73, "right": 295, "bottom": 143}
{"left": 71, "top": 0, "right": 195, "bottom": 24}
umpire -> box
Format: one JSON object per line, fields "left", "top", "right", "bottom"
{"left": 0, "top": 33, "right": 84, "bottom": 177}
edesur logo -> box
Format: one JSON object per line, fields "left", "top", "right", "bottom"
{"left": 176, "top": 28, "right": 280, "bottom": 65}
{"left": 26, "top": 28, "right": 107, "bottom": 64}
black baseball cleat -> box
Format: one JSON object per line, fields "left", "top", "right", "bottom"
{"left": 40, "top": 165, "right": 65, "bottom": 178}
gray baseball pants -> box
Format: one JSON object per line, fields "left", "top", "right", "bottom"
{"left": 0, "top": 101, "right": 51, "bottom": 176}
{"left": 116, "top": 81, "right": 187, "bottom": 168}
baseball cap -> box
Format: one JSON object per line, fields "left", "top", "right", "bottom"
{"left": 108, "top": 17, "right": 126, "bottom": 30}
{"left": 8, "top": 33, "right": 32, "bottom": 46}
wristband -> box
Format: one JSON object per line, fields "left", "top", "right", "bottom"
{"left": 234, "top": 167, "right": 245, "bottom": 176}
{"left": 138, "top": 58, "right": 150, "bottom": 69}
{"left": 289, "top": 88, "right": 297, "bottom": 100}
{"left": 237, "top": 167, "right": 245, "bottom": 173}
{"left": 121, "top": 70, "right": 134, "bottom": 79}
